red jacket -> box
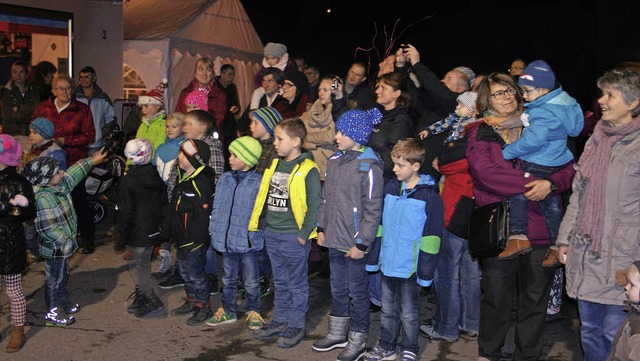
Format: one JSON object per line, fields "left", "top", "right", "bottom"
{"left": 275, "top": 93, "right": 311, "bottom": 119}
{"left": 175, "top": 80, "right": 227, "bottom": 136}
{"left": 32, "top": 98, "right": 95, "bottom": 166}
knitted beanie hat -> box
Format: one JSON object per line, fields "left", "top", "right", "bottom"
{"left": 124, "top": 138, "right": 153, "bottom": 165}
{"left": 457, "top": 91, "right": 478, "bottom": 113}
{"left": 30, "top": 117, "right": 55, "bottom": 140}
{"left": 518, "top": 60, "right": 556, "bottom": 90}
{"left": 454, "top": 66, "right": 476, "bottom": 90}
{"left": 184, "top": 90, "right": 209, "bottom": 110}
{"left": 229, "top": 136, "right": 262, "bottom": 168}
{"left": 336, "top": 108, "right": 384, "bottom": 145}
{"left": 181, "top": 139, "right": 210, "bottom": 169}
{"left": 138, "top": 79, "right": 168, "bottom": 107}
{"left": 284, "top": 71, "right": 309, "bottom": 94}
{"left": 23, "top": 156, "right": 60, "bottom": 186}
{"left": 252, "top": 107, "right": 283, "bottom": 135}
{"left": 264, "top": 42, "right": 287, "bottom": 58}
{"left": 0, "top": 134, "right": 22, "bottom": 167}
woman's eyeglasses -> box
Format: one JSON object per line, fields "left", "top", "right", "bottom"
{"left": 490, "top": 87, "right": 516, "bottom": 100}
{"left": 283, "top": 82, "right": 295, "bottom": 88}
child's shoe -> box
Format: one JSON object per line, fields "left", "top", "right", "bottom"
{"left": 259, "top": 276, "right": 271, "bottom": 298}
{"left": 362, "top": 345, "right": 397, "bottom": 361}
{"left": 135, "top": 290, "right": 165, "bottom": 318}
{"left": 398, "top": 350, "right": 417, "bottom": 361}
{"left": 542, "top": 248, "right": 561, "bottom": 267}
{"left": 205, "top": 307, "right": 238, "bottom": 327}
{"left": 5, "top": 325, "right": 25, "bottom": 353}
{"left": 276, "top": 326, "right": 305, "bottom": 348}
{"left": 171, "top": 299, "right": 197, "bottom": 316}
{"left": 245, "top": 310, "right": 264, "bottom": 330}
{"left": 187, "top": 305, "right": 212, "bottom": 326}
{"left": 127, "top": 287, "right": 143, "bottom": 314}
{"left": 498, "top": 236, "right": 532, "bottom": 260}
{"left": 337, "top": 331, "right": 367, "bottom": 361}
{"left": 253, "top": 321, "right": 288, "bottom": 340}
{"left": 44, "top": 307, "right": 75, "bottom": 327}
{"left": 152, "top": 250, "right": 172, "bottom": 279}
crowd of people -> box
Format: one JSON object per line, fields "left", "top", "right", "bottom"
{"left": 0, "top": 41, "right": 639, "bottom": 361}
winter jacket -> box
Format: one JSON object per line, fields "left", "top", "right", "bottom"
{"left": 31, "top": 98, "right": 96, "bottom": 166}
{"left": 318, "top": 147, "right": 384, "bottom": 251}
{"left": 367, "top": 107, "right": 415, "bottom": 180}
{"left": 167, "top": 165, "right": 215, "bottom": 260}
{"left": 209, "top": 169, "right": 263, "bottom": 253}
{"left": 300, "top": 99, "right": 337, "bottom": 180}
{"left": 502, "top": 87, "right": 584, "bottom": 166}
{"left": 75, "top": 84, "right": 116, "bottom": 151}
{"left": 466, "top": 121, "right": 575, "bottom": 246}
{"left": 154, "top": 135, "right": 185, "bottom": 182}
{"left": 367, "top": 175, "right": 444, "bottom": 287}
{"left": 557, "top": 122, "right": 640, "bottom": 305}
{"left": 0, "top": 167, "right": 36, "bottom": 274}
{"left": 277, "top": 92, "right": 311, "bottom": 119}
{"left": 608, "top": 306, "right": 640, "bottom": 361}
{"left": 22, "top": 141, "right": 68, "bottom": 171}
{"left": 1, "top": 81, "right": 40, "bottom": 136}
{"left": 114, "top": 164, "right": 167, "bottom": 250}
{"left": 175, "top": 79, "right": 227, "bottom": 136}
{"left": 135, "top": 111, "right": 166, "bottom": 155}
{"left": 343, "top": 81, "right": 376, "bottom": 111}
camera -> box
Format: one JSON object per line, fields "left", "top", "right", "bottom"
{"left": 332, "top": 77, "right": 339, "bottom": 90}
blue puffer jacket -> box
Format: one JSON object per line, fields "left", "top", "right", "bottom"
{"left": 209, "top": 169, "right": 263, "bottom": 253}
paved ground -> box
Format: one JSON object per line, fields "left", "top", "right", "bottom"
{"left": 1, "top": 215, "right": 584, "bottom": 361}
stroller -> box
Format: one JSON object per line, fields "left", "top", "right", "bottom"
{"left": 85, "top": 122, "right": 126, "bottom": 224}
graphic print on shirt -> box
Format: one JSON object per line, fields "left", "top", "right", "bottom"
{"left": 267, "top": 171, "right": 289, "bottom": 212}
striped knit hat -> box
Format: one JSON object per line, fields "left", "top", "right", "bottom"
{"left": 229, "top": 136, "right": 262, "bottom": 168}
{"left": 251, "top": 107, "right": 282, "bottom": 135}
{"left": 457, "top": 91, "right": 478, "bottom": 114}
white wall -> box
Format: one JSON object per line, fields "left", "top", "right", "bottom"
{"left": 4, "top": 0, "right": 124, "bottom": 99}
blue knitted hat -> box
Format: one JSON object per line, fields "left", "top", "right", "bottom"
{"left": 30, "top": 117, "right": 55, "bottom": 140}
{"left": 336, "top": 108, "right": 383, "bottom": 145}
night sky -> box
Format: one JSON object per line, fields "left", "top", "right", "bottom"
{"left": 241, "top": 0, "right": 639, "bottom": 109}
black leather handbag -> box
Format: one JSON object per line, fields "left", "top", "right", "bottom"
{"left": 468, "top": 201, "right": 509, "bottom": 259}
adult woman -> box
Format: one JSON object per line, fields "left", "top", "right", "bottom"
{"left": 277, "top": 72, "right": 311, "bottom": 119}
{"left": 557, "top": 68, "right": 640, "bottom": 361}
{"left": 465, "top": 73, "right": 575, "bottom": 360}
{"left": 175, "top": 58, "right": 227, "bottom": 134}
{"left": 31, "top": 74, "right": 96, "bottom": 254}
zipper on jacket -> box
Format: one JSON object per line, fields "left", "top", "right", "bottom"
{"left": 353, "top": 207, "right": 359, "bottom": 238}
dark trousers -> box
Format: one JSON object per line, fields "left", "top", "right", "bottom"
{"left": 178, "top": 246, "right": 209, "bottom": 305}
{"left": 328, "top": 248, "right": 370, "bottom": 333}
{"left": 71, "top": 180, "right": 95, "bottom": 249}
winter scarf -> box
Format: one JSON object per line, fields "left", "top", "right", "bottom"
{"left": 482, "top": 111, "right": 523, "bottom": 144}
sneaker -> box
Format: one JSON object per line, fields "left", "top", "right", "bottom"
{"left": 542, "top": 248, "right": 561, "bottom": 267}
{"left": 245, "top": 310, "right": 264, "bottom": 330}
{"left": 205, "top": 307, "right": 238, "bottom": 327}
{"left": 44, "top": 307, "right": 75, "bottom": 327}
{"left": 253, "top": 321, "right": 288, "bottom": 340}
{"left": 158, "top": 270, "right": 185, "bottom": 289}
{"left": 276, "top": 326, "right": 305, "bottom": 348}
{"left": 187, "top": 306, "right": 213, "bottom": 326}
{"left": 259, "top": 277, "right": 271, "bottom": 298}
{"left": 398, "top": 350, "right": 417, "bottom": 361}
{"left": 363, "top": 346, "right": 398, "bottom": 361}
{"left": 419, "top": 324, "right": 458, "bottom": 342}
{"left": 66, "top": 303, "right": 80, "bottom": 314}
{"left": 208, "top": 276, "right": 219, "bottom": 296}
{"left": 152, "top": 250, "right": 172, "bottom": 279}
{"left": 171, "top": 299, "right": 197, "bottom": 316}
{"left": 498, "top": 237, "right": 532, "bottom": 260}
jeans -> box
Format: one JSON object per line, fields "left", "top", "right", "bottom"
{"left": 379, "top": 274, "right": 421, "bottom": 355}
{"left": 577, "top": 300, "right": 626, "bottom": 361}
{"left": 264, "top": 227, "right": 311, "bottom": 329}
{"left": 130, "top": 246, "right": 153, "bottom": 292}
{"left": 221, "top": 251, "right": 261, "bottom": 313}
{"left": 177, "top": 246, "right": 209, "bottom": 305}
{"left": 205, "top": 246, "right": 218, "bottom": 277}
{"left": 509, "top": 161, "right": 563, "bottom": 242}
{"left": 433, "top": 230, "right": 481, "bottom": 338}
{"left": 44, "top": 258, "right": 70, "bottom": 310}
{"left": 369, "top": 271, "right": 382, "bottom": 307}
{"left": 329, "top": 248, "right": 370, "bottom": 333}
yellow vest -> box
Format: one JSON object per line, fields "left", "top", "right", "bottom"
{"left": 249, "top": 157, "right": 318, "bottom": 239}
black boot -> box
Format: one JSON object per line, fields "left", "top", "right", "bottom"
{"left": 127, "top": 287, "right": 143, "bottom": 314}
{"left": 135, "top": 289, "right": 165, "bottom": 318}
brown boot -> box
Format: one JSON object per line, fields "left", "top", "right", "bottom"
{"left": 498, "top": 237, "right": 533, "bottom": 260}
{"left": 542, "top": 248, "right": 560, "bottom": 267}
{"left": 5, "top": 325, "right": 25, "bottom": 353}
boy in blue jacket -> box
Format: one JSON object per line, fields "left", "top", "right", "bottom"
{"left": 364, "top": 138, "right": 444, "bottom": 361}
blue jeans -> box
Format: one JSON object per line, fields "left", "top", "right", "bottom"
{"left": 221, "top": 251, "right": 260, "bottom": 313}
{"left": 329, "top": 248, "right": 370, "bottom": 333}
{"left": 205, "top": 247, "right": 218, "bottom": 277}
{"left": 577, "top": 300, "right": 626, "bottom": 361}
{"left": 264, "top": 227, "right": 310, "bottom": 329}
{"left": 177, "top": 246, "right": 209, "bottom": 305}
{"left": 369, "top": 271, "right": 382, "bottom": 307}
{"left": 509, "top": 161, "right": 563, "bottom": 242}
{"left": 44, "top": 258, "right": 70, "bottom": 310}
{"left": 379, "top": 274, "right": 421, "bottom": 355}
{"left": 433, "top": 230, "right": 481, "bottom": 338}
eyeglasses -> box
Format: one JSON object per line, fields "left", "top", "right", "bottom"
{"left": 521, "top": 87, "right": 538, "bottom": 95}
{"left": 490, "top": 87, "right": 516, "bottom": 99}
{"left": 283, "top": 82, "right": 295, "bottom": 88}
{"left": 55, "top": 86, "right": 72, "bottom": 92}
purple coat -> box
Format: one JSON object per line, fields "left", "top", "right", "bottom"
{"left": 465, "top": 121, "right": 575, "bottom": 246}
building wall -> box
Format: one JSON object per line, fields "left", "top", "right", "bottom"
{"left": 4, "top": 0, "right": 124, "bottom": 100}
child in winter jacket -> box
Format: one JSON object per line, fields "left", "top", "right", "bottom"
{"left": 609, "top": 261, "right": 640, "bottom": 361}
{"left": 154, "top": 112, "right": 185, "bottom": 183}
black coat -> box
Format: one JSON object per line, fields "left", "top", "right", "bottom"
{"left": 367, "top": 107, "right": 415, "bottom": 180}
{"left": 0, "top": 167, "right": 36, "bottom": 274}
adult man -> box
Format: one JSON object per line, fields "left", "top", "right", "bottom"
{"left": 216, "top": 64, "right": 241, "bottom": 157}
{"left": 304, "top": 65, "right": 320, "bottom": 101}
{"left": 341, "top": 62, "right": 376, "bottom": 111}
{"left": 237, "top": 67, "right": 286, "bottom": 134}
{"left": 1, "top": 60, "right": 41, "bottom": 135}
{"left": 75, "top": 66, "right": 116, "bottom": 155}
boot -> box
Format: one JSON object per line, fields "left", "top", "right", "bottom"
{"left": 152, "top": 250, "right": 172, "bottom": 279}
{"left": 5, "top": 325, "right": 25, "bottom": 353}
{"left": 337, "top": 331, "right": 367, "bottom": 361}
{"left": 498, "top": 236, "right": 532, "bottom": 260}
{"left": 312, "top": 315, "right": 350, "bottom": 351}
{"left": 127, "top": 287, "right": 143, "bottom": 314}
{"left": 135, "top": 290, "right": 165, "bottom": 318}
{"left": 542, "top": 248, "right": 560, "bottom": 267}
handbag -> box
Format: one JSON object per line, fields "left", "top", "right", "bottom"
{"left": 468, "top": 201, "right": 509, "bottom": 259}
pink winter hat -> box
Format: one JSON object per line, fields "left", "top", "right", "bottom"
{"left": 0, "top": 134, "right": 22, "bottom": 167}
{"left": 185, "top": 90, "right": 209, "bottom": 111}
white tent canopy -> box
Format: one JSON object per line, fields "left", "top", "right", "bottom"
{"left": 123, "top": 0, "right": 263, "bottom": 110}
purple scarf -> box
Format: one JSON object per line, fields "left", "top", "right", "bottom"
{"left": 577, "top": 116, "right": 640, "bottom": 256}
